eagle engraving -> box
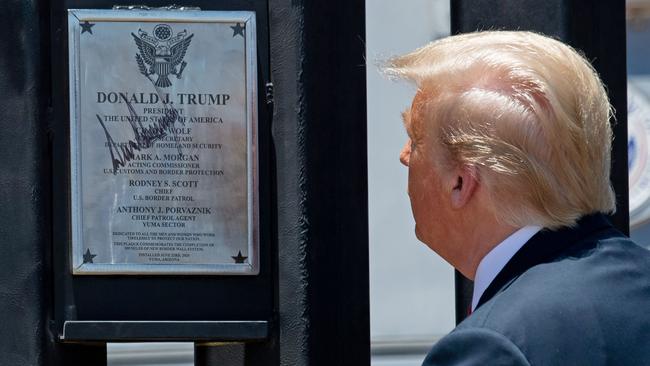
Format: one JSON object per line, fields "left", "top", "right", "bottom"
{"left": 132, "top": 24, "right": 194, "bottom": 88}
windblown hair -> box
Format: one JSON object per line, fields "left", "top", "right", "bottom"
{"left": 386, "top": 31, "right": 616, "bottom": 229}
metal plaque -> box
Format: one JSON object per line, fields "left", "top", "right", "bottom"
{"left": 68, "top": 9, "right": 258, "bottom": 274}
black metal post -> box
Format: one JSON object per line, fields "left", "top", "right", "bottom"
{"left": 0, "top": 1, "right": 52, "bottom": 365}
{"left": 450, "top": 0, "right": 628, "bottom": 324}
{"left": 269, "top": 0, "right": 370, "bottom": 365}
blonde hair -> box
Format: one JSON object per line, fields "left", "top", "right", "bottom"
{"left": 386, "top": 31, "right": 616, "bottom": 229}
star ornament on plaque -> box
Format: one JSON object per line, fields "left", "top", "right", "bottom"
{"left": 83, "top": 249, "right": 97, "bottom": 263}
{"left": 232, "top": 251, "right": 248, "bottom": 264}
{"left": 80, "top": 21, "right": 95, "bottom": 34}
{"left": 68, "top": 9, "right": 259, "bottom": 275}
{"left": 230, "top": 23, "right": 245, "bottom": 37}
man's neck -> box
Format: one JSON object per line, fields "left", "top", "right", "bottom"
{"left": 454, "top": 221, "right": 518, "bottom": 280}
{"left": 471, "top": 225, "right": 542, "bottom": 310}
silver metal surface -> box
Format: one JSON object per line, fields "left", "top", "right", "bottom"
{"left": 107, "top": 342, "right": 194, "bottom": 366}
{"left": 68, "top": 9, "right": 258, "bottom": 274}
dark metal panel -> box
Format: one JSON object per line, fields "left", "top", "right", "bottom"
{"left": 45, "top": 2, "right": 279, "bottom": 365}
{"left": 0, "top": 1, "right": 50, "bottom": 365}
{"left": 451, "top": 0, "right": 628, "bottom": 324}
{"left": 50, "top": 0, "right": 274, "bottom": 332}
{"left": 451, "top": 0, "right": 570, "bottom": 38}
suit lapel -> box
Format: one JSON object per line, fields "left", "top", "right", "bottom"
{"left": 475, "top": 214, "right": 616, "bottom": 309}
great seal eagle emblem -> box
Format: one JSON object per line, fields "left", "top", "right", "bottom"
{"left": 132, "top": 24, "right": 194, "bottom": 88}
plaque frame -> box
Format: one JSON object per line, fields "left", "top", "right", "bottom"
{"left": 68, "top": 9, "right": 259, "bottom": 275}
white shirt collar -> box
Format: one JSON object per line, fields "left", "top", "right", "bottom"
{"left": 471, "top": 225, "right": 542, "bottom": 311}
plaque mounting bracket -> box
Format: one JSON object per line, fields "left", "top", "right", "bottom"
{"left": 112, "top": 5, "right": 202, "bottom": 11}
{"left": 61, "top": 320, "right": 269, "bottom": 342}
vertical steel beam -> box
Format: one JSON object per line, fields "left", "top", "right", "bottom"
{"left": 269, "top": 0, "right": 370, "bottom": 364}
{"left": 0, "top": 1, "right": 51, "bottom": 365}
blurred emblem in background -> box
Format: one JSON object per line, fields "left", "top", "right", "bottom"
{"left": 628, "top": 83, "right": 650, "bottom": 228}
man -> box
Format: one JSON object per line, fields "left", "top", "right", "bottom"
{"left": 388, "top": 31, "right": 650, "bottom": 365}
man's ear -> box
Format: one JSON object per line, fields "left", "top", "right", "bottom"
{"left": 450, "top": 165, "right": 478, "bottom": 209}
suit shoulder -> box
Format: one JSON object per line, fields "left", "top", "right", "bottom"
{"left": 483, "top": 234, "right": 650, "bottom": 317}
{"left": 423, "top": 327, "right": 530, "bottom": 366}
{"left": 458, "top": 234, "right": 650, "bottom": 365}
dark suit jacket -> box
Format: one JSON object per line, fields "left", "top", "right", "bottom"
{"left": 423, "top": 214, "right": 650, "bottom": 365}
